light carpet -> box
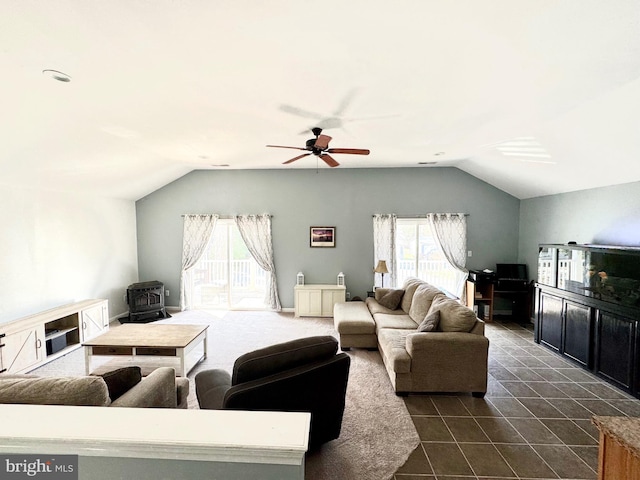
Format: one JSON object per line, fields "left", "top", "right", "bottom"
{"left": 33, "top": 309, "right": 420, "bottom": 480}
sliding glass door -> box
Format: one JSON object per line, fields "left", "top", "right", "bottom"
{"left": 191, "top": 220, "right": 269, "bottom": 310}
{"left": 395, "top": 218, "right": 459, "bottom": 295}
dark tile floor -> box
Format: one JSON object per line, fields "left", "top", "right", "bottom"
{"left": 394, "top": 320, "right": 640, "bottom": 479}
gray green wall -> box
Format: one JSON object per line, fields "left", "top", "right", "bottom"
{"left": 136, "top": 167, "right": 521, "bottom": 308}
{"left": 518, "top": 180, "right": 640, "bottom": 281}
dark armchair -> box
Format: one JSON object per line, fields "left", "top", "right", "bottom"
{"left": 195, "top": 336, "right": 350, "bottom": 449}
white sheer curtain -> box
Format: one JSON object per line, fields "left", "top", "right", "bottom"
{"left": 427, "top": 213, "right": 468, "bottom": 299}
{"left": 180, "top": 214, "right": 218, "bottom": 311}
{"left": 373, "top": 214, "right": 397, "bottom": 288}
{"left": 234, "top": 214, "right": 282, "bottom": 311}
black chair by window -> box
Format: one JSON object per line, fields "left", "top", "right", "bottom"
{"left": 195, "top": 336, "right": 351, "bottom": 449}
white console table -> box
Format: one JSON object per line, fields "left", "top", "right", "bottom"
{"left": 0, "top": 404, "right": 310, "bottom": 480}
{"left": 294, "top": 284, "right": 346, "bottom": 317}
{"left": 0, "top": 300, "right": 109, "bottom": 375}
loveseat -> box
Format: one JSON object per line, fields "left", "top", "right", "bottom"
{"left": 334, "top": 278, "right": 489, "bottom": 396}
{"left": 0, "top": 366, "right": 190, "bottom": 408}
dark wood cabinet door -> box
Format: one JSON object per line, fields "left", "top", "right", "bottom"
{"left": 539, "top": 292, "right": 563, "bottom": 352}
{"left": 562, "top": 301, "right": 591, "bottom": 367}
{"left": 596, "top": 311, "right": 635, "bottom": 391}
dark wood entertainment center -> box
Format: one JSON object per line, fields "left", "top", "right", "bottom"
{"left": 534, "top": 243, "right": 640, "bottom": 398}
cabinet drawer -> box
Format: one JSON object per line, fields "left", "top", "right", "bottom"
{"left": 136, "top": 347, "right": 176, "bottom": 356}
{"left": 91, "top": 346, "right": 132, "bottom": 356}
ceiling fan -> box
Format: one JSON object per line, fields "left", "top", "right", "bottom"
{"left": 266, "top": 127, "right": 370, "bottom": 167}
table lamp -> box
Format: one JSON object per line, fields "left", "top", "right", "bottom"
{"left": 374, "top": 260, "right": 389, "bottom": 287}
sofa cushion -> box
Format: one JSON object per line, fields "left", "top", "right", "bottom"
{"left": 408, "top": 283, "right": 443, "bottom": 323}
{"left": 0, "top": 376, "right": 110, "bottom": 406}
{"left": 417, "top": 309, "right": 440, "bottom": 332}
{"left": 400, "top": 278, "right": 424, "bottom": 313}
{"left": 335, "top": 302, "right": 376, "bottom": 334}
{"left": 98, "top": 366, "right": 142, "bottom": 401}
{"left": 377, "top": 289, "right": 404, "bottom": 310}
{"left": 374, "top": 313, "right": 419, "bottom": 332}
{"left": 429, "top": 294, "right": 478, "bottom": 333}
{"left": 374, "top": 288, "right": 391, "bottom": 302}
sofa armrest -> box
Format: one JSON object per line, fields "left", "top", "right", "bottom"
{"left": 110, "top": 367, "right": 177, "bottom": 408}
{"left": 470, "top": 319, "right": 485, "bottom": 335}
{"left": 195, "top": 369, "right": 232, "bottom": 410}
{"left": 405, "top": 332, "right": 489, "bottom": 371}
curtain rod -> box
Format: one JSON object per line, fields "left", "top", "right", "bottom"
{"left": 372, "top": 213, "right": 469, "bottom": 217}
{"left": 181, "top": 214, "right": 273, "bottom": 218}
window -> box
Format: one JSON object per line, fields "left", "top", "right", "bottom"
{"left": 190, "top": 220, "right": 269, "bottom": 310}
{"left": 395, "top": 218, "right": 460, "bottom": 296}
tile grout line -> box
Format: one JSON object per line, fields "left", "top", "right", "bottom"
{"left": 487, "top": 327, "right": 599, "bottom": 478}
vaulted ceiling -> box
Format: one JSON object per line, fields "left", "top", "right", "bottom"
{"left": 3, "top": 1, "right": 640, "bottom": 200}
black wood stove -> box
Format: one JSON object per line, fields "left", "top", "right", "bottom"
{"left": 123, "top": 280, "right": 169, "bottom": 323}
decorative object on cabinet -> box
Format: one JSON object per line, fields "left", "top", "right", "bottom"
{"left": 337, "top": 272, "right": 345, "bottom": 286}
{"left": 296, "top": 272, "right": 305, "bottom": 286}
{"left": 310, "top": 227, "right": 335, "bottom": 247}
{"left": 374, "top": 260, "right": 389, "bottom": 287}
{"left": 535, "top": 243, "right": 640, "bottom": 399}
{"left": 294, "top": 284, "right": 346, "bottom": 317}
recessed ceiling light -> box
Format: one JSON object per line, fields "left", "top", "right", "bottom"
{"left": 42, "top": 69, "right": 71, "bottom": 82}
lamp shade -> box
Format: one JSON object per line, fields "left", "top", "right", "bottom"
{"left": 374, "top": 260, "right": 389, "bottom": 274}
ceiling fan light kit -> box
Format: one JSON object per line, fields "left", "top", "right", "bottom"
{"left": 266, "top": 127, "right": 370, "bottom": 168}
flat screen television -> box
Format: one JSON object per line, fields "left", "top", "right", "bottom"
{"left": 496, "top": 263, "right": 528, "bottom": 280}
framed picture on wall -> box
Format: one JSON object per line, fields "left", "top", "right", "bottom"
{"left": 310, "top": 227, "right": 336, "bottom": 248}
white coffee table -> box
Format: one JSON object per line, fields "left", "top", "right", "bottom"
{"left": 82, "top": 324, "right": 208, "bottom": 377}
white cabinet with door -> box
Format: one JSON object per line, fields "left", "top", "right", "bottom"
{"left": 294, "top": 285, "right": 346, "bottom": 317}
{"left": 80, "top": 301, "right": 109, "bottom": 341}
{"left": 0, "top": 324, "right": 45, "bottom": 374}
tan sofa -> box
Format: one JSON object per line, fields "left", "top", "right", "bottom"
{"left": 0, "top": 367, "right": 190, "bottom": 408}
{"left": 334, "top": 278, "right": 489, "bottom": 397}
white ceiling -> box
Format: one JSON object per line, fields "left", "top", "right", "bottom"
{"left": 2, "top": 0, "right": 640, "bottom": 200}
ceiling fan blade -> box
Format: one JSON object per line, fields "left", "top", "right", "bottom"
{"left": 278, "top": 105, "right": 324, "bottom": 120}
{"left": 283, "top": 153, "right": 311, "bottom": 164}
{"left": 314, "top": 134, "right": 332, "bottom": 149}
{"left": 333, "top": 87, "right": 359, "bottom": 116}
{"left": 320, "top": 154, "right": 340, "bottom": 167}
{"left": 327, "top": 148, "right": 370, "bottom": 155}
{"left": 266, "top": 144, "right": 308, "bottom": 151}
